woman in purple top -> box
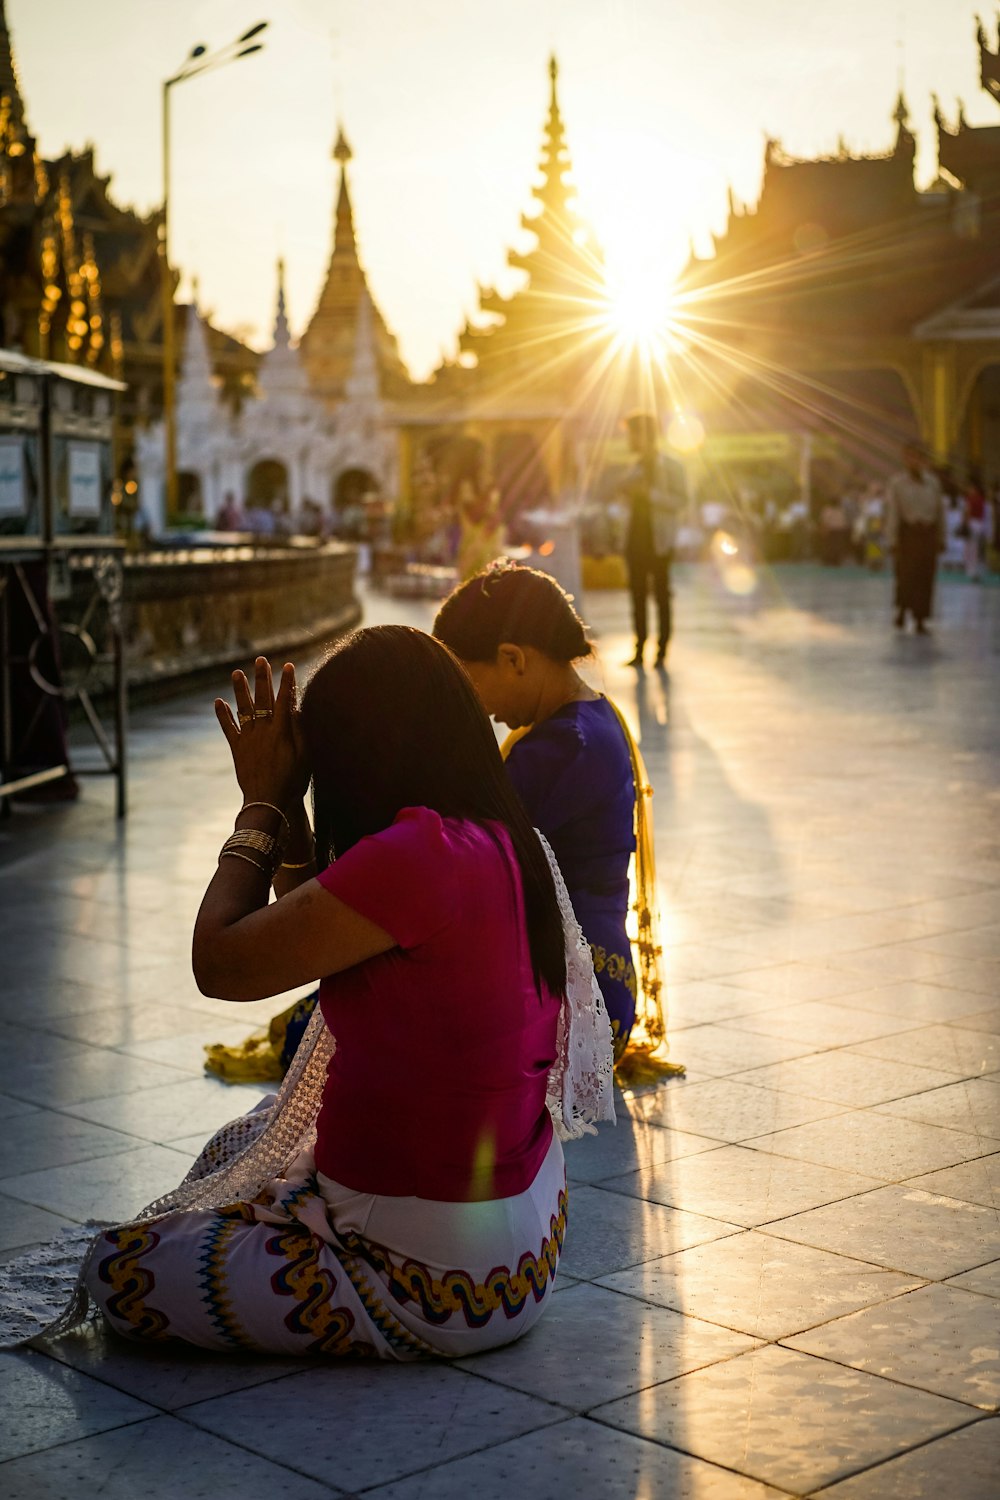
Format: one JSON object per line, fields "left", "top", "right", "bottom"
{"left": 435, "top": 564, "right": 639, "bottom": 1060}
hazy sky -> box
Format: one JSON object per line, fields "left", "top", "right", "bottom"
{"left": 12, "top": 1, "right": 994, "bottom": 377}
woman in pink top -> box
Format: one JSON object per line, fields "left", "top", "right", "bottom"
{"left": 80, "top": 627, "right": 591, "bottom": 1358}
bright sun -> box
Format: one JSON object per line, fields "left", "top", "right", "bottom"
{"left": 602, "top": 262, "right": 678, "bottom": 356}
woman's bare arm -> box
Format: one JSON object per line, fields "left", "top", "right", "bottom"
{"left": 191, "top": 657, "right": 393, "bottom": 1001}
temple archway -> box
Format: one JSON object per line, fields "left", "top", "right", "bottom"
{"left": 333, "top": 467, "right": 379, "bottom": 512}
{"left": 958, "top": 361, "right": 1000, "bottom": 480}
{"left": 176, "top": 470, "right": 203, "bottom": 516}
{"left": 246, "top": 458, "right": 289, "bottom": 509}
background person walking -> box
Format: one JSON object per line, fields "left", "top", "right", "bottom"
{"left": 885, "top": 443, "right": 945, "bottom": 634}
{"left": 619, "top": 411, "right": 688, "bottom": 668}
{"left": 963, "top": 470, "right": 987, "bottom": 582}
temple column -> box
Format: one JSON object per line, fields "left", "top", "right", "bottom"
{"left": 921, "top": 343, "right": 959, "bottom": 462}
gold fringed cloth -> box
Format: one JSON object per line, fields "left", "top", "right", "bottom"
{"left": 501, "top": 699, "right": 684, "bottom": 1086}
{"left": 204, "top": 993, "right": 316, "bottom": 1084}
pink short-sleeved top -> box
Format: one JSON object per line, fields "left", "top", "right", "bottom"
{"left": 313, "top": 806, "right": 561, "bottom": 1202}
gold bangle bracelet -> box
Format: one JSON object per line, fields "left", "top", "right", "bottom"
{"left": 224, "top": 828, "right": 282, "bottom": 860}
{"left": 219, "top": 848, "right": 271, "bottom": 875}
{"left": 279, "top": 856, "right": 314, "bottom": 870}
{"left": 240, "top": 801, "right": 291, "bottom": 840}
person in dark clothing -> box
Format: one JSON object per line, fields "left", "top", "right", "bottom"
{"left": 885, "top": 443, "right": 945, "bottom": 635}
{"left": 619, "top": 412, "right": 687, "bottom": 668}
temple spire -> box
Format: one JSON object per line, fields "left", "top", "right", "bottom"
{"left": 0, "top": 0, "right": 38, "bottom": 207}
{"left": 333, "top": 125, "right": 357, "bottom": 259}
{"left": 0, "top": 0, "right": 26, "bottom": 131}
{"left": 300, "top": 120, "right": 408, "bottom": 407}
{"left": 892, "top": 89, "right": 915, "bottom": 156}
{"left": 272, "top": 256, "right": 291, "bottom": 350}
{"left": 176, "top": 301, "right": 218, "bottom": 425}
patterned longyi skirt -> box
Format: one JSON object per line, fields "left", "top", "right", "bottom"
{"left": 85, "top": 1133, "right": 567, "bottom": 1359}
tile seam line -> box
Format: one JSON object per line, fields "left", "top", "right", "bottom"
{"left": 584, "top": 1390, "right": 985, "bottom": 1493}
{"left": 772, "top": 1325, "right": 1000, "bottom": 1415}
{"left": 0, "top": 1410, "right": 160, "bottom": 1469}
{"left": 803, "top": 1413, "right": 999, "bottom": 1496}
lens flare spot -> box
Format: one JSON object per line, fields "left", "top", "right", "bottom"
{"left": 667, "top": 412, "right": 705, "bottom": 454}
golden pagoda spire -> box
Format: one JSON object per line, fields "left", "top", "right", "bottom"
{"left": 450, "top": 54, "right": 605, "bottom": 393}
{"left": 299, "top": 119, "right": 408, "bottom": 407}
{"left": 0, "top": 0, "right": 27, "bottom": 132}
{"left": 332, "top": 125, "right": 357, "bottom": 258}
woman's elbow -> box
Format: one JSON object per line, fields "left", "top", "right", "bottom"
{"left": 192, "top": 937, "right": 249, "bottom": 1001}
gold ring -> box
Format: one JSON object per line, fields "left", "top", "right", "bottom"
{"left": 254, "top": 709, "right": 273, "bottom": 720}
{"left": 238, "top": 712, "right": 252, "bottom": 726}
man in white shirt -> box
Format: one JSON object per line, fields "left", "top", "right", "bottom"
{"left": 885, "top": 443, "right": 945, "bottom": 635}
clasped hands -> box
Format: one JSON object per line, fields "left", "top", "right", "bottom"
{"left": 215, "top": 656, "right": 309, "bottom": 811}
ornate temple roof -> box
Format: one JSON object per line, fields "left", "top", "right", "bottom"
{"left": 299, "top": 125, "right": 409, "bottom": 408}
{"left": 932, "top": 19, "right": 1000, "bottom": 196}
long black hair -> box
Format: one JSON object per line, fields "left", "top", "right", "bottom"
{"left": 433, "top": 561, "right": 593, "bottom": 663}
{"left": 299, "top": 625, "right": 566, "bottom": 997}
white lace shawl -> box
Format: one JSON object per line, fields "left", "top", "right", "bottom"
{"left": 0, "top": 834, "right": 614, "bottom": 1346}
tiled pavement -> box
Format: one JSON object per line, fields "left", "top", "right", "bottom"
{"left": 1, "top": 564, "right": 998, "bottom": 1497}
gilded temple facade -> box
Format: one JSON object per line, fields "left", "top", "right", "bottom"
{"left": 678, "top": 18, "right": 1000, "bottom": 478}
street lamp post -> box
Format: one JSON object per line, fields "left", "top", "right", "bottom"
{"left": 160, "top": 23, "right": 267, "bottom": 525}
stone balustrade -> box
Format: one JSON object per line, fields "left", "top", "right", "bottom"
{"left": 68, "top": 541, "right": 359, "bottom": 689}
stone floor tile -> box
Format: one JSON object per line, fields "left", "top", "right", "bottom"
{"left": 924, "top": 963, "right": 1000, "bottom": 1001}
{"left": 717, "top": 963, "right": 874, "bottom": 1003}
{"left": 1, "top": 1142, "right": 194, "bottom": 1222}
{"left": 947, "top": 1261, "right": 1000, "bottom": 1299}
{"left": 905, "top": 1152, "right": 1000, "bottom": 1209}
{"left": 832, "top": 982, "right": 996, "bottom": 1025}
{"left": 367, "top": 1417, "right": 786, "bottom": 1500}
{"left": 663, "top": 1023, "right": 819, "bottom": 1076}
{"left": 911, "top": 928, "right": 1000, "bottom": 963}
{"left": 754, "top": 1109, "right": 991, "bottom": 1181}
{"left": 600, "top": 1143, "right": 881, "bottom": 1227}
{"left": 766, "top": 1185, "right": 1000, "bottom": 1280}
{"left": 44, "top": 1321, "right": 309, "bottom": 1409}
{"left": 597, "top": 1231, "right": 922, "bottom": 1340}
{"left": 663, "top": 981, "right": 796, "bottom": 1029}
{"left": 848, "top": 1025, "right": 1000, "bottom": 1079}
{"left": 0, "top": 977, "right": 123, "bottom": 1023}
{"left": 0, "top": 1019, "right": 95, "bottom": 1071}
{"left": 558, "top": 1183, "right": 741, "bottom": 1279}
{"left": 876, "top": 1078, "right": 1000, "bottom": 1141}
{"left": 0, "top": 1414, "right": 337, "bottom": 1500}
{"left": 0, "top": 1049, "right": 194, "bottom": 1108}
{"left": 0, "top": 1107, "right": 141, "bottom": 1181}
{"left": 728, "top": 1002, "right": 922, "bottom": 1047}
{"left": 562, "top": 1118, "right": 716, "bottom": 1185}
{"left": 0, "top": 1093, "right": 38, "bottom": 1120}
{"left": 0, "top": 1348, "right": 156, "bottom": 1461}
{"left": 734, "top": 1052, "right": 961, "bottom": 1108}
{"left": 812, "top": 1417, "right": 1000, "bottom": 1499}
{"left": 113, "top": 1021, "right": 268, "bottom": 1076}
{"left": 632, "top": 1077, "right": 845, "bottom": 1142}
{"left": 785, "top": 1283, "right": 1000, "bottom": 1411}
{"left": 590, "top": 1344, "right": 980, "bottom": 1495}
{"left": 183, "top": 1363, "right": 568, "bottom": 1491}
{"left": 36, "top": 1001, "right": 227, "bottom": 1050}
{"left": 0, "top": 1192, "right": 75, "bottom": 1252}
{"left": 665, "top": 944, "right": 778, "bottom": 985}
{"left": 62, "top": 1074, "right": 271, "bottom": 1143}
{"left": 949, "top": 1008, "right": 1000, "bottom": 1035}
{"left": 455, "top": 1282, "right": 756, "bottom": 1408}
{"left": 828, "top": 945, "right": 966, "bottom": 984}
